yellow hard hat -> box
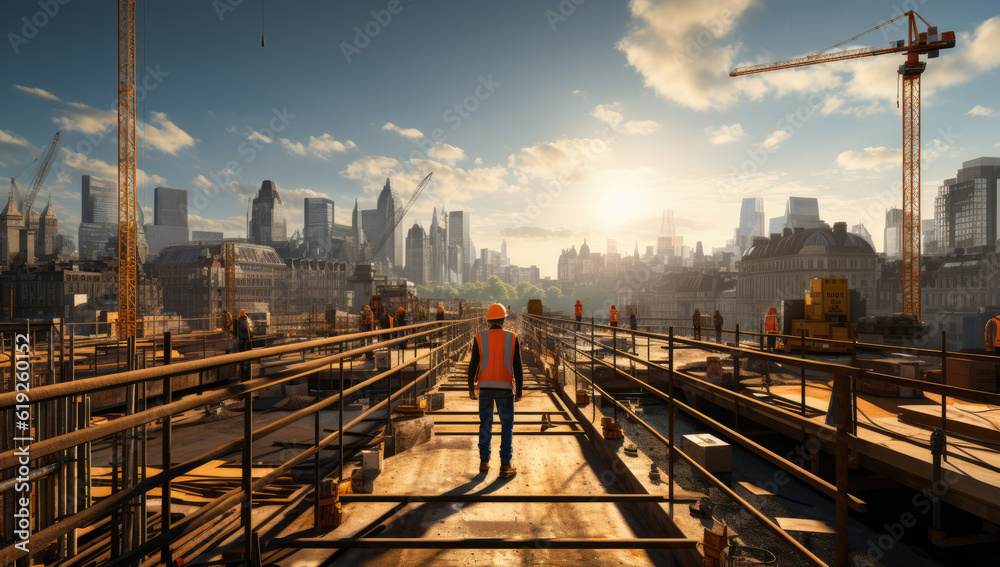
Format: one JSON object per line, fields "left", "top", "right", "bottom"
{"left": 487, "top": 303, "right": 506, "bottom": 320}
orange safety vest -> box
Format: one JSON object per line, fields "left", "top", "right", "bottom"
{"left": 609, "top": 307, "right": 618, "bottom": 323}
{"left": 475, "top": 329, "right": 517, "bottom": 389}
{"left": 575, "top": 302, "right": 583, "bottom": 317}
{"left": 437, "top": 305, "right": 445, "bottom": 314}
{"left": 986, "top": 317, "right": 1000, "bottom": 352}
{"left": 765, "top": 307, "right": 779, "bottom": 334}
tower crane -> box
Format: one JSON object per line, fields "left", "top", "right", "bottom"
{"left": 730, "top": 10, "right": 955, "bottom": 321}
{"left": 118, "top": 0, "right": 138, "bottom": 339}
{"left": 366, "top": 172, "right": 433, "bottom": 264}
{"left": 9, "top": 130, "right": 62, "bottom": 223}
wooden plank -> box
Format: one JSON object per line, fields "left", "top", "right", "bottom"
{"left": 775, "top": 517, "right": 835, "bottom": 534}
{"left": 738, "top": 481, "right": 773, "bottom": 496}
{"left": 898, "top": 404, "right": 1000, "bottom": 443}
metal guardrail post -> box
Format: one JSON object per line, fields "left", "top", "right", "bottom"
{"left": 668, "top": 326, "right": 674, "bottom": 518}
{"left": 339, "top": 358, "right": 344, "bottom": 482}
{"left": 161, "top": 332, "right": 172, "bottom": 567}
{"left": 941, "top": 331, "right": 948, "bottom": 462}
{"left": 612, "top": 326, "right": 617, "bottom": 422}
{"left": 734, "top": 323, "right": 741, "bottom": 430}
{"left": 313, "top": 405, "right": 320, "bottom": 535}
{"left": 834, "top": 373, "right": 850, "bottom": 567}
{"left": 590, "top": 315, "right": 597, "bottom": 421}
{"left": 242, "top": 352, "right": 253, "bottom": 561}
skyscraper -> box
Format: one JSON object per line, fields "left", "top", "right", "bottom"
{"left": 146, "top": 186, "right": 189, "bottom": 256}
{"left": 405, "top": 222, "right": 428, "bottom": 285}
{"left": 428, "top": 207, "right": 447, "bottom": 283}
{"left": 932, "top": 157, "right": 1000, "bottom": 253}
{"left": 249, "top": 180, "right": 287, "bottom": 246}
{"left": 735, "top": 198, "right": 765, "bottom": 252}
{"left": 851, "top": 221, "right": 875, "bottom": 251}
{"left": 885, "top": 208, "right": 903, "bottom": 259}
{"left": 784, "top": 197, "right": 824, "bottom": 230}
{"left": 304, "top": 197, "right": 334, "bottom": 253}
{"left": 79, "top": 175, "right": 118, "bottom": 260}
{"left": 154, "top": 187, "right": 188, "bottom": 228}
{"left": 660, "top": 209, "right": 675, "bottom": 237}
{"left": 449, "top": 210, "right": 472, "bottom": 265}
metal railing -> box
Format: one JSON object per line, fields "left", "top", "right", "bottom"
{"left": 522, "top": 313, "right": 1000, "bottom": 567}
{"left": 0, "top": 318, "right": 480, "bottom": 566}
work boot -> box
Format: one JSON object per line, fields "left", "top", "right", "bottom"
{"left": 480, "top": 461, "right": 489, "bottom": 472}
{"left": 499, "top": 463, "right": 517, "bottom": 477}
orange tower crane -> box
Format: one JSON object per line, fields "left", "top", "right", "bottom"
{"left": 730, "top": 11, "right": 955, "bottom": 321}
{"left": 118, "top": 0, "right": 138, "bottom": 339}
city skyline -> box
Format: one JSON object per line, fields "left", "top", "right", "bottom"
{"left": 1, "top": 1, "right": 998, "bottom": 278}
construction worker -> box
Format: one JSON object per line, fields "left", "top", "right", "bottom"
{"left": 713, "top": 310, "right": 724, "bottom": 344}
{"left": 765, "top": 306, "right": 780, "bottom": 352}
{"left": 985, "top": 316, "right": 1000, "bottom": 353}
{"left": 235, "top": 309, "right": 253, "bottom": 352}
{"left": 469, "top": 303, "right": 523, "bottom": 477}
{"left": 436, "top": 304, "right": 446, "bottom": 321}
{"left": 629, "top": 308, "right": 637, "bottom": 331}
{"left": 361, "top": 305, "right": 374, "bottom": 359}
{"left": 692, "top": 308, "right": 702, "bottom": 340}
{"left": 574, "top": 299, "right": 583, "bottom": 331}
{"left": 235, "top": 309, "right": 253, "bottom": 381}
{"left": 609, "top": 304, "right": 619, "bottom": 328}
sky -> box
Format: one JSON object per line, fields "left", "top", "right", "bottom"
{"left": 1, "top": 0, "right": 998, "bottom": 279}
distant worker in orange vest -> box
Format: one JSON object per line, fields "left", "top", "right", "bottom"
{"left": 437, "top": 304, "right": 446, "bottom": 321}
{"left": 609, "top": 304, "right": 619, "bottom": 328}
{"left": 765, "top": 306, "right": 780, "bottom": 352}
{"left": 574, "top": 300, "right": 583, "bottom": 331}
{"left": 469, "top": 303, "right": 523, "bottom": 477}
{"left": 692, "top": 308, "right": 702, "bottom": 340}
{"left": 985, "top": 316, "right": 1000, "bottom": 353}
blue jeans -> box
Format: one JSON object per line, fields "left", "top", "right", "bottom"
{"left": 478, "top": 389, "right": 514, "bottom": 465}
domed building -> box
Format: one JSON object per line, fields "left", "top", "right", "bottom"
{"left": 736, "top": 222, "right": 877, "bottom": 330}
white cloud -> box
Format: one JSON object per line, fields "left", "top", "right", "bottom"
{"left": 925, "top": 16, "right": 1000, "bottom": 91}
{"left": 0, "top": 130, "right": 40, "bottom": 155}
{"left": 617, "top": 1, "right": 1000, "bottom": 113}
{"left": 52, "top": 101, "right": 196, "bottom": 155}
{"left": 967, "top": 105, "right": 995, "bottom": 117}
{"left": 143, "top": 112, "right": 196, "bottom": 155}
{"left": 590, "top": 102, "right": 659, "bottom": 134}
{"left": 308, "top": 133, "right": 356, "bottom": 156}
{"left": 704, "top": 123, "right": 745, "bottom": 145}
{"left": 760, "top": 129, "right": 791, "bottom": 150}
{"left": 508, "top": 137, "right": 615, "bottom": 183}
{"left": 341, "top": 156, "right": 402, "bottom": 191}
{"left": 382, "top": 122, "right": 424, "bottom": 139}
{"left": 280, "top": 133, "right": 356, "bottom": 159}
{"left": 13, "top": 85, "right": 61, "bottom": 101}
{"left": 247, "top": 129, "right": 273, "bottom": 144}
{"left": 835, "top": 146, "right": 899, "bottom": 171}
{"left": 280, "top": 138, "right": 307, "bottom": 156}
{"left": 60, "top": 148, "right": 166, "bottom": 187}
{"left": 427, "top": 143, "right": 465, "bottom": 164}
{"left": 52, "top": 102, "right": 117, "bottom": 135}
